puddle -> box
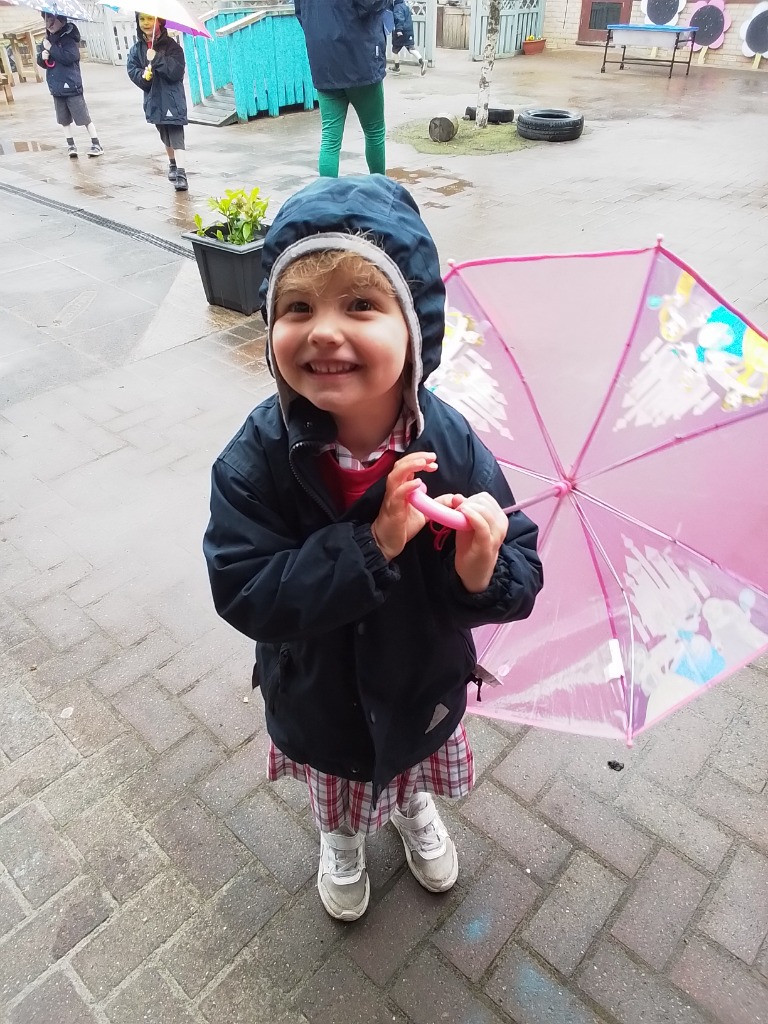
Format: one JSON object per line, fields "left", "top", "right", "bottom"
{"left": 388, "top": 165, "right": 473, "bottom": 196}
{"left": 0, "top": 140, "right": 55, "bottom": 155}
{"left": 73, "top": 184, "right": 109, "bottom": 198}
{"left": 387, "top": 166, "right": 425, "bottom": 186}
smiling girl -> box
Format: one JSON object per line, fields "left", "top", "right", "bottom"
{"left": 204, "top": 175, "right": 542, "bottom": 922}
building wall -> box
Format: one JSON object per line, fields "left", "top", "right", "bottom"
{"left": 542, "top": 0, "right": 768, "bottom": 69}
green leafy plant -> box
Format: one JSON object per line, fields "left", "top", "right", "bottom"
{"left": 194, "top": 187, "right": 269, "bottom": 245}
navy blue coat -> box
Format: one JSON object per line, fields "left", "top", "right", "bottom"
{"left": 294, "top": 0, "right": 389, "bottom": 91}
{"left": 36, "top": 22, "right": 83, "bottom": 98}
{"left": 203, "top": 176, "right": 543, "bottom": 796}
{"left": 392, "top": 0, "right": 415, "bottom": 49}
{"left": 127, "top": 21, "right": 187, "bottom": 126}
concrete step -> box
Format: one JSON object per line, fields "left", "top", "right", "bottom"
{"left": 188, "top": 85, "right": 238, "bottom": 127}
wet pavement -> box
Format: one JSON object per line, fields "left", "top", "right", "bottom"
{"left": 2, "top": 47, "right": 768, "bottom": 318}
{"left": 2, "top": 44, "right": 768, "bottom": 1024}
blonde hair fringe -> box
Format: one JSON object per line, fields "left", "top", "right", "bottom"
{"left": 274, "top": 248, "right": 397, "bottom": 300}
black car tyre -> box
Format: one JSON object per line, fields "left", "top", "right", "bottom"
{"left": 464, "top": 105, "right": 515, "bottom": 124}
{"left": 515, "top": 108, "right": 584, "bottom": 142}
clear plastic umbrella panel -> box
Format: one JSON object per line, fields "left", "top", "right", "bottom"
{"left": 0, "top": 0, "right": 99, "bottom": 20}
{"left": 427, "top": 240, "right": 768, "bottom": 744}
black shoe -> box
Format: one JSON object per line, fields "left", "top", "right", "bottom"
{"left": 174, "top": 168, "right": 188, "bottom": 191}
{"left": 67, "top": 143, "right": 78, "bottom": 158}
{"left": 167, "top": 163, "right": 177, "bottom": 182}
{"left": 88, "top": 142, "right": 104, "bottom": 157}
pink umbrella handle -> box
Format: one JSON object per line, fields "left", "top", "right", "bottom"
{"left": 409, "top": 482, "right": 473, "bottom": 532}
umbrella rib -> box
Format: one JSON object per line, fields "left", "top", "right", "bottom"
{"left": 443, "top": 246, "right": 657, "bottom": 279}
{"left": 659, "top": 244, "right": 768, "bottom": 349}
{"left": 496, "top": 460, "right": 554, "bottom": 481}
{"left": 568, "top": 242, "right": 661, "bottom": 480}
{"left": 456, "top": 272, "right": 567, "bottom": 480}
{"left": 577, "top": 405, "right": 768, "bottom": 484}
{"left": 571, "top": 495, "right": 636, "bottom": 743}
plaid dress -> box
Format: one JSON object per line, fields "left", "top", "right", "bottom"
{"left": 267, "top": 409, "right": 475, "bottom": 834}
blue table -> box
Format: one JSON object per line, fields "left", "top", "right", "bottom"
{"left": 601, "top": 24, "right": 698, "bottom": 78}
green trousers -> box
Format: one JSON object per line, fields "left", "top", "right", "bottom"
{"left": 316, "top": 82, "right": 386, "bottom": 178}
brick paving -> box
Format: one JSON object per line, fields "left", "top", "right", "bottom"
{"left": 1, "top": 44, "right": 767, "bottom": 1024}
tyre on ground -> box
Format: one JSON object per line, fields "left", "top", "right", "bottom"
{"left": 515, "top": 108, "right": 584, "bottom": 142}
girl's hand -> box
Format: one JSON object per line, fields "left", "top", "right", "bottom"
{"left": 146, "top": 47, "right": 156, "bottom": 60}
{"left": 371, "top": 452, "right": 438, "bottom": 561}
{"left": 434, "top": 492, "right": 508, "bottom": 593}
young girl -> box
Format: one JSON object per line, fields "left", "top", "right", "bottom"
{"left": 127, "top": 13, "right": 188, "bottom": 191}
{"left": 203, "top": 175, "right": 542, "bottom": 922}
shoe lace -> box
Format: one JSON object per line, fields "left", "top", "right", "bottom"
{"left": 323, "top": 834, "right": 364, "bottom": 882}
{"left": 407, "top": 812, "right": 447, "bottom": 857}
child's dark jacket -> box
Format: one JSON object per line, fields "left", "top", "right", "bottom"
{"left": 127, "top": 18, "right": 187, "bottom": 126}
{"left": 37, "top": 22, "right": 83, "bottom": 97}
{"left": 392, "top": 0, "right": 415, "bottom": 48}
{"left": 203, "top": 176, "right": 543, "bottom": 800}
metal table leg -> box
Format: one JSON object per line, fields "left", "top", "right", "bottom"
{"left": 601, "top": 29, "right": 611, "bottom": 72}
{"left": 685, "top": 34, "right": 695, "bottom": 74}
{"left": 668, "top": 32, "right": 678, "bottom": 78}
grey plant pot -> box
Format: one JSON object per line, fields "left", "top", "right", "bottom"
{"left": 183, "top": 227, "right": 268, "bottom": 317}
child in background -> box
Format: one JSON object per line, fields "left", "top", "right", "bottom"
{"left": 392, "top": 0, "right": 426, "bottom": 74}
{"left": 127, "top": 13, "right": 188, "bottom": 191}
{"left": 204, "top": 175, "right": 542, "bottom": 922}
{"left": 37, "top": 13, "right": 103, "bottom": 158}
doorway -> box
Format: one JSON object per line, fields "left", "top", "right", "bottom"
{"left": 578, "top": 0, "right": 632, "bottom": 42}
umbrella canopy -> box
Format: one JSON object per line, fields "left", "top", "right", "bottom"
{"left": 98, "top": 0, "right": 210, "bottom": 37}
{"left": 0, "top": 0, "right": 98, "bottom": 21}
{"left": 427, "top": 241, "right": 768, "bottom": 743}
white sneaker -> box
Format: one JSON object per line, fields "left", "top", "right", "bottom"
{"left": 317, "top": 827, "right": 370, "bottom": 921}
{"left": 392, "top": 793, "right": 458, "bottom": 893}
{"left": 419, "top": 57, "right": 426, "bottom": 76}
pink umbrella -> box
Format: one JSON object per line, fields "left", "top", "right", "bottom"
{"left": 425, "top": 239, "right": 768, "bottom": 744}
{"left": 98, "top": 0, "right": 210, "bottom": 37}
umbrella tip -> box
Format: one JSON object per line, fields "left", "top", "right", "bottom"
{"left": 655, "top": 233, "right": 664, "bottom": 246}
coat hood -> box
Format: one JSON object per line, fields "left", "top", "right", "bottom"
{"left": 45, "top": 17, "right": 80, "bottom": 42}
{"left": 259, "top": 175, "right": 446, "bottom": 436}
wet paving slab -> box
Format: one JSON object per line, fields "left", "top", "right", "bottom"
{"left": 1, "top": 193, "right": 244, "bottom": 406}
